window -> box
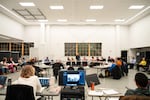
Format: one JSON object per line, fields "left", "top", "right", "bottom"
{"left": 0, "top": 43, "right": 9, "bottom": 51}
{"left": 65, "top": 43, "right": 101, "bottom": 56}
{"left": 0, "top": 42, "right": 34, "bottom": 56}
{"left": 65, "top": 43, "right": 76, "bottom": 56}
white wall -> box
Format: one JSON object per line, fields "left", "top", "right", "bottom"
{"left": 25, "top": 25, "right": 129, "bottom": 60}
{"left": 0, "top": 13, "right": 24, "bottom": 39}
{"left": 129, "top": 14, "right": 150, "bottom": 48}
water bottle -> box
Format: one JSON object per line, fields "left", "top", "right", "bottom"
{"left": 7, "top": 77, "right": 12, "bottom": 86}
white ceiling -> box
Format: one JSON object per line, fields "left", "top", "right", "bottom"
{"left": 0, "top": 0, "right": 150, "bottom": 25}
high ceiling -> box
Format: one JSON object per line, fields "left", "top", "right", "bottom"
{"left": 0, "top": 0, "right": 150, "bottom": 25}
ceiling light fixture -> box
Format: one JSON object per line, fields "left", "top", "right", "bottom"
{"left": 57, "top": 19, "right": 67, "bottom": 22}
{"left": 90, "top": 5, "right": 104, "bottom": 9}
{"left": 38, "top": 20, "right": 48, "bottom": 22}
{"left": 128, "top": 5, "right": 144, "bottom": 9}
{"left": 49, "top": 6, "right": 64, "bottom": 10}
{"left": 86, "top": 19, "right": 96, "bottom": 22}
{"left": 19, "top": 2, "right": 35, "bottom": 7}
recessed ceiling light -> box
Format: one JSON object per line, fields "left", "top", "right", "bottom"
{"left": 114, "top": 19, "right": 125, "bottom": 22}
{"left": 38, "top": 20, "right": 48, "bottom": 22}
{"left": 57, "top": 19, "right": 67, "bottom": 22}
{"left": 49, "top": 6, "right": 64, "bottom": 10}
{"left": 90, "top": 5, "right": 104, "bottom": 9}
{"left": 128, "top": 5, "right": 144, "bottom": 9}
{"left": 86, "top": 19, "right": 96, "bottom": 22}
{"left": 19, "top": 2, "right": 35, "bottom": 7}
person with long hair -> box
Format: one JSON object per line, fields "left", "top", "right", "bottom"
{"left": 13, "top": 65, "right": 42, "bottom": 98}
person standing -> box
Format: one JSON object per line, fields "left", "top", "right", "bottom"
{"left": 129, "top": 57, "right": 136, "bottom": 69}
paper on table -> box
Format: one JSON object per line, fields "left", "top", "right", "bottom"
{"left": 88, "top": 90, "right": 103, "bottom": 96}
{"left": 102, "top": 89, "right": 119, "bottom": 95}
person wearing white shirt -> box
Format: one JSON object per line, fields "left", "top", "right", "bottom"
{"left": 129, "top": 57, "right": 136, "bottom": 69}
{"left": 13, "top": 65, "right": 42, "bottom": 99}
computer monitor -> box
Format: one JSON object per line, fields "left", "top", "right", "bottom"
{"left": 59, "top": 70, "right": 85, "bottom": 86}
{"left": 38, "top": 77, "right": 50, "bottom": 87}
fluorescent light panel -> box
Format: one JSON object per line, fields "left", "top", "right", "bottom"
{"left": 57, "top": 19, "right": 67, "bottom": 22}
{"left": 90, "top": 5, "right": 104, "bottom": 9}
{"left": 38, "top": 20, "right": 48, "bottom": 22}
{"left": 19, "top": 2, "right": 35, "bottom": 7}
{"left": 86, "top": 19, "right": 96, "bottom": 22}
{"left": 49, "top": 6, "right": 64, "bottom": 10}
{"left": 128, "top": 5, "right": 144, "bottom": 9}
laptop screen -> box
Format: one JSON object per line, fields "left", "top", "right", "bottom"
{"left": 39, "top": 77, "right": 50, "bottom": 87}
{"left": 0, "top": 76, "right": 7, "bottom": 86}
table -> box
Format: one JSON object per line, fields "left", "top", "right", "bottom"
{"left": 0, "top": 86, "right": 60, "bottom": 100}
{"left": 88, "top": 89, "right": 123, "bottom": 100}
{"left": 35, "top": 64, "right": 52, "bottom": 76}
{"left": 94, "top": 64, "right": 110, "bottom": 75}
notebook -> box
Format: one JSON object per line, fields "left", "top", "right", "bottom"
{"left": 0, "top": 76, "right": 7, "bottom": 86}
{"left": 39, "top": 77, "right": 50, "bottom": 87}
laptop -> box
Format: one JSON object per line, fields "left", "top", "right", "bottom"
{"left": 39, "top": 77, "right": 50, "bottom": 87}
{"left": 0, "top": 76, "right": 7, "bottom": 86}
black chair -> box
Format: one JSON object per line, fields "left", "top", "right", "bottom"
{"left": 78, "top": 67, "right": 84, "bottom": 70}
{"left": 86, "top": 74, "right": 100, "bottom": 87}
{"left": 5, "top": 84, "right": 35, "bottom": 100}
{"left": 67, "top": 67, "right": 74, "bottom": 70}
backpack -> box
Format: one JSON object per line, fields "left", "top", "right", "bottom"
{"left": 112, "top": 66, "right": 121, "bottom": 79}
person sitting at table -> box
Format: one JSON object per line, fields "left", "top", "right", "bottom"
{"left": 7, "top": 57, "right": 18, "bottom": 71}
{"left": 105, "top": 59, "right": 116, "bottom": 77}
{"left": 82, "top": 57, "right": 88, "bottom": 66}
{"left": 137, "top": 57, "right": 147, "bottom": 71}
{"left": 44, "top": 57, "right": 50, "bottom": 65}
{"left": 71, "top": 57, "right": 76, "bottom": 66}
{"left": 125, "top": 72, "right": 150, "bottom": 96}
{"left": 13, "top": 65, "right": 42, "bottom": 99}
{"left": 66, "top": 57, "right": 71, "bottom": 66}
{"left": 1, "top": 57, "right": 14, "bottom": 73}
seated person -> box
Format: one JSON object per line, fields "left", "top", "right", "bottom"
{"left": 105, "top": 59, "right": 116, "bottom": 77}
{"left": 8, "top": 57, "right": 18, "bottom": 71}
{"left": 13, "top": 65, "right": 42, "bottom": 99}
{"left": 125, "top": 72, "right": 150, "bottom": 96}
{"left": 44, "top": 57, "right": 50, "bottom": 65}
{"left": 71, "top": 57, "right": 76, "bottom": 66}
{"left": 137, "top": 57, "right": 147, "bottom": 71}
{"left": 66, "top": 57, "right": 71, "bottom": 66}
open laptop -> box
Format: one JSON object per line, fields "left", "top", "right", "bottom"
{"left": 38, "top": 77, "right": 50, "bottom": 87}
{"left": 0, "top": 76, "right": 7, "bottom": 86}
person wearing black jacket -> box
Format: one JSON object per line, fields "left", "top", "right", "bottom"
{"left": 52, "top": 60, "right": 64, "bottom": 81}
